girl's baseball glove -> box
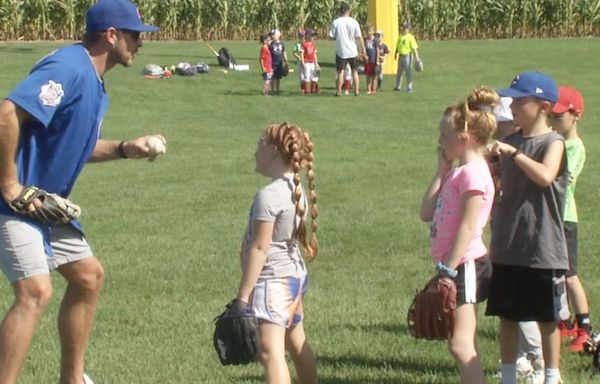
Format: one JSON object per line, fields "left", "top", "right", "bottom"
{"left": 407, "top": 275, "right": 457, "bottom": 340}
{"left": 213, "top": 298, "right": 260, "bottom": 365}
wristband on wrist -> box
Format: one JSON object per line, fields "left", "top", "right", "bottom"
{"left": 436, "top": 262, "right": 458, "bottom": 278}
{"left": 511, "top": 149, "right": 523, "bottom": 159}
{"left": 118, "top": 141, "right": 128, "bottom": 159}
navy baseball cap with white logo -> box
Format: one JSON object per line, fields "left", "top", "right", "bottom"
{"left": 497, "top": 71, "right": 558, "bottom": 103}
{"left": 86, "top": 0, "right": 159, "bottom": 33}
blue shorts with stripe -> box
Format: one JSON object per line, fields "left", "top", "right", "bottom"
{"left": 251, "top": 274, "right": 308, "bottom": 328}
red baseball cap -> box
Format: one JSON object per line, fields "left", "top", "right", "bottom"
{"left": 553, "top": 86, "right": 584, "bottom": 116}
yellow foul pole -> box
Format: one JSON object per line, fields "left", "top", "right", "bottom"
{"left": 367, "top": 0, "right": 399, "bottom": 75}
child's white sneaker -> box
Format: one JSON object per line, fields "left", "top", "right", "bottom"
{"left": 524, "top": 369, "right": 544, "bottom": 384}
{"left": 83, "top": 373, "right": 94, "bottom": 384}
{"left": 516, "top": 354, "right": 534, "bottom": 377}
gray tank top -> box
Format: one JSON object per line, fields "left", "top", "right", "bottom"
{"left": 242, "top": 176, "right": 307, "bottom": 279}
{"left": 490, "top": 131, "right": 569, "bottom": 269}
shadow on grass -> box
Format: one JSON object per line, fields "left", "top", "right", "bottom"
{"left": 239, "top": 355, "right": 457, "bottom": 384}
{"left": 241, "top": 375, "right": 456, "bottom": 384}
{"left": 318, "top": 353, "right": 456, "bottom": 375}
{"left": 223, "top": 89, "right": 264, "bottom": 96}
{"left": 236, "top": 322, "right": 456, "bottom": 383}
{"left": 0, "top": 46, "right": 35, "bottom": 53}
{"left": 328, "top": 322, "right": 409, "bottom": 335}
{"left": 319, "top": 376, "right": 453, "bottom": 384}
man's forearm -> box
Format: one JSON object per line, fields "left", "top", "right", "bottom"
{"left": 0, "top": 100, "right": 25, "bottom": 199}
{"left": 89, "top": 139, "right": 122, "bottom": 162}
{"left": 357, "top": 38, "right": 366, "bottom": 55}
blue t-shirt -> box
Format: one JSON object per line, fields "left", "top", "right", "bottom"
{"left": 2, "top": 43, "right": 108, "bottom": 247}
{"left": 365, "top": 37, "right": 377, "bottom": 64}
{"left": 269, "top": 41, "right": 285, "bottom": 67}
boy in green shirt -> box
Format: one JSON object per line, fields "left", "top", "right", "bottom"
{"left": 394, "top": 21, "right": 420, "bottom": 93}
{"left": 550, "top": 86, "right": 591, "bottom": 353}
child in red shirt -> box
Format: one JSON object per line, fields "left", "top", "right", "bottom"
{"left": 300, "top": 29, "right": 319, "bottom": 95}
{"left": 259, "top": 34, "right": 273, "bottom": 96}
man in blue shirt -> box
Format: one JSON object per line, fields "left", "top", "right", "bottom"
{"left": 0, "top": 0, "right": 163, "bottom": 383}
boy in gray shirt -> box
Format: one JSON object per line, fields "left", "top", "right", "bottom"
{"left": 487, "top": 71, "right": 568, "bottom": 384}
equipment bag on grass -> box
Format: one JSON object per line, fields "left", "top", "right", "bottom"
{"left": 217, "top": 47, "right": 236, "bottom": 68}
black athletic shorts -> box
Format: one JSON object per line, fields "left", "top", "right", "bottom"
{"left": 564, "top": 221, "right": 578, "bottom": 277}
{"left": 336, "top": 55, "right": 358, "bottom": 72}
{"left": 454, "top": 256, "right": 492, "bottom": 305}
{"left": 273, "top": 62, "right": 285, "bottom": 79}
{"left": 486, "top": 264, "right": 569, "bottom": 322}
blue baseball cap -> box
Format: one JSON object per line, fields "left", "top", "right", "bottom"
{"left": 86, "top": 0, "right": 159, "bottom": 33}
{"left": 497, "top": 71, "right": 558, "bottom": 103}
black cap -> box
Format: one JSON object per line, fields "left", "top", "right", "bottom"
{"left": 340, "top": 2, "right": 350, "bottom": 13}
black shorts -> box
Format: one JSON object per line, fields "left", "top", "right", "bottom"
{"left": 454, "top": 257, "right": 492, "bottom": 305}
{"left": 486, "top": 264, "right": 569, "bottom": 322}
{"left": 564, "top": 221, "right": 577, "bottom": 277}
{"left": 273, "top": 63, "right": 285, "bottom": 79}
{"left": 336, "top": 55, "right": 358, "bottom": 72}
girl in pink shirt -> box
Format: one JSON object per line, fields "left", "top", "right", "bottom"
{"left": 420, "top": 86, "right": 498, "bottom": 383}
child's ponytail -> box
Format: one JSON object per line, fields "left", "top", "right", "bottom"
{"left": 444, "top": 86, "right": 499, "bottom": 144}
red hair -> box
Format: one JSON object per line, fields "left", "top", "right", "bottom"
{"left": 263, "top": 123, "right": 318, "bottom": 261}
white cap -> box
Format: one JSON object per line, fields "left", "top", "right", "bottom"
{"left": 494, "top": 97, "right": 513, "bottom": 122}
{"left": 270, "top": 28, "right": 281, "bottom": 37}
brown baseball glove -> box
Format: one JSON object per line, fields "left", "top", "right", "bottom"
{"left": 415, "top": 58, "right": 424, "bottom": 72}
{"left": 8, "top": 186, "right": 81, "bottom": 224}
{"left": 407, "top": 275, "right": 457, "bottom": 340}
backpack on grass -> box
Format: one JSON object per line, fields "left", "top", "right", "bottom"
{"left": 217, "top": 48, "right": 236, "bottom": 68}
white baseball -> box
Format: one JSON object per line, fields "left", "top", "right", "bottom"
{"left": 146, "top": 136, "right": 166, "bottom": 156}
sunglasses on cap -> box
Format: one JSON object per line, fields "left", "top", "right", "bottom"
{"left": 118, "top": 29, "right": 141, "bottom": 40}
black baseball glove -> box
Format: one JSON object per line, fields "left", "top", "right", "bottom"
{"left": 8, "top": 186, "right": 81, "bottom": 224}
{"left": 213, "top": 298, "right": 260, "bottom": 365}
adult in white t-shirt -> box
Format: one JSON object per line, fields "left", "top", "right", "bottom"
{"left": 329, "top": 2, "right": 366, "bottom": 96}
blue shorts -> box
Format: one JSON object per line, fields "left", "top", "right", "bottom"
{"left": 262, "top": 72, "right": 273, "bottom": 81}
{"left": 251, "top": 275, "right": 307, "bottom": 328}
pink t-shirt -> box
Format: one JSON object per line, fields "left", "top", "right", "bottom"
{"left": 430, "top": 158, "right": 495, "bottom": 264}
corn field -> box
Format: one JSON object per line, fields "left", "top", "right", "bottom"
{"left": 0, "top": 0, "right": 599, "bottom": 40}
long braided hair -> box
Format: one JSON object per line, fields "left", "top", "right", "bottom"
{"left": 262, "top": 123, "right": 318, "bottom": 262}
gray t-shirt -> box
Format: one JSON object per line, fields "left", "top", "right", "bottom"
{"left": 490, "top": 131, "right": 569, "bottom": 269}
{"left": 242, "top": 176, "right": 307, "bottom": 278}
{"left": 329, "top": 16, "right": 362, "bottom": 59}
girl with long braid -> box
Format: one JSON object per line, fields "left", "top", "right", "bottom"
{"left": 237, "top": 123, "right": 318, "bottom": 384}
{"left": 420, "top": 87, "right": 498, "bottom": 383}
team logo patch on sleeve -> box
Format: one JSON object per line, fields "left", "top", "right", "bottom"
{"left": 39, "top": 80, "right": 64, "bottom": 107}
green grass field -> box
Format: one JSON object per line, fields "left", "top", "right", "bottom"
{"left": 1, "top": 37, "right": 600, "bottom": 383}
